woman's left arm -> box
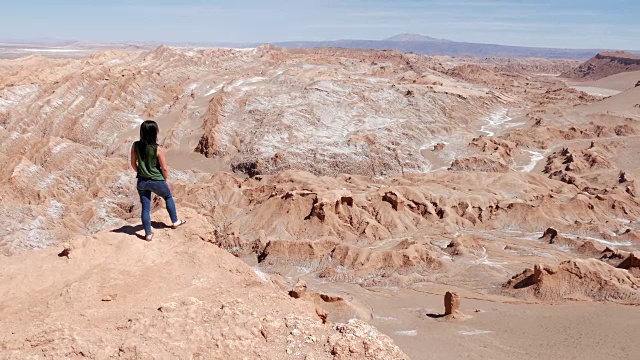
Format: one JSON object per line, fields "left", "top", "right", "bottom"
{"left": 130, "top": 143, "right": 138, "bottom": 172}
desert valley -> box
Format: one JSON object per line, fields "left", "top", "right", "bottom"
{"left": 0, "top": 40, "right": 639, "bottom": 359}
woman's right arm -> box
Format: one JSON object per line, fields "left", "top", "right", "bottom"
{"left": 130, "top": 143, "right": 138, "bottom": 172}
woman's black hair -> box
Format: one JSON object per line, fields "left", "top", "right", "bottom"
{"left": 138, "top": 120, "right": 159, "bottom": 161}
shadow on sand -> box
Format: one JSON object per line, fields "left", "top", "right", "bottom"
{"left": 426, "top": 313, "right": 446, "bottom": 319}
{"left": 111, "top": 221, "right": 171, "bottom": 240}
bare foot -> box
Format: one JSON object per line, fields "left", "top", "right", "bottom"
{"left": 171, "top": 219, "right": 187, "bottom": 229}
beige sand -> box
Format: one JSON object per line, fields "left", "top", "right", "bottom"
{"left": 571, "top": 70, "right": 640, "bottom": 91}
{"left": 0, "top": 209, "right": 406, "bottom": 359}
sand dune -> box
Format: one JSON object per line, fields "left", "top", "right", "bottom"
{"left": 577, "top": 86, "right": 640, "bottom": 116}
{"left": 572, "top": 70, "right": 640, "bottom": 91}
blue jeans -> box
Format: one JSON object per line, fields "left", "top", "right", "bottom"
{"left": 137, "top": 178, "right": 178, "bottom": 236}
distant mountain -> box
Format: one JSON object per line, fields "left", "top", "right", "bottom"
{"left": 383, "top": 33, "right": 452, "bottom": 42}
{"left": 271, "top": 33, "right": 639, "bottom": 60}
{"left": 4, "top": 33, "right": 639, "bottom": 60}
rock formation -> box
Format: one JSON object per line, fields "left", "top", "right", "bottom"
{"left": 618, "top": 252, "right": 640, "bottom": 277}
{"left": 57, "top": 242, "right": 73, "bottom": 258}
{"left": 503, "top": 259, "right": 640, "bottom": 304}
{"left": 289, "top": 280, "right": 308, "bottom": 299}
{"left": 444, "top": 291, "right": 460, "bottom": 315}
{"left": 562, "top": 52, "right": 640, "bottom": 80}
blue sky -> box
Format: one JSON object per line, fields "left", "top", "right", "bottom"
{"left": 1, "top": 0, "right": 638, "bottom": 49}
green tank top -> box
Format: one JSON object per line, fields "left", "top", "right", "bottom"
{"left": 134, "top": 141, "right": 165, "bottom": 180}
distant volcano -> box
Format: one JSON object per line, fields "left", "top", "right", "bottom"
{"left": 383, "top": 33, "right": 452, "bottom": 42}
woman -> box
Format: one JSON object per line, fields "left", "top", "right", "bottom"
{"left": 130, "top": 120, "right": 186, "bottom": 241}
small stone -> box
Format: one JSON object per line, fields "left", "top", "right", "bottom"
{"left": 319, "top": 293, "right": 343, "bottom": 303}
{"left": 102, "top": 294, "right": 117, "bottom": 302}
{"left": 58, "top": 242, "right": 73, "bottom": 258}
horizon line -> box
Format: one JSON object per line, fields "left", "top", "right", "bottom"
{"left": 1, "top": 33, "right": 639, "bottom": 53}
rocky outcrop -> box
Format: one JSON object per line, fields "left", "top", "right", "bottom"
{"left": 433, "top": 142, "right": 445, "bottom": 151}
{"left": 543, "top": 146, "right": 614, "bottom": 175}
{"left": 329, "top": 320, "right": 409, "bottom": 359}
{"left": 449, "top": 155, "right": 509, "bottom": 172}
{"left": 562, "top": 51, "right": 640, "bottom": 80}
{"left": 445, "top": 235, "right": 484, "bottom": 256}
{"left": 503, "top": 259, "right": 640, "bottom": 304}
{"left": 259, "top": 237, "right": 444, "bottom": 284}
{"left": 487, "top": 57, "right": 580, "bottom": 74}
{"left": 618, "top": 252, "right": 640, "bottom": 277}
{"left": 0, "top": 210, "right": 407, "bottom": 359}
{"left": 194, "top": 92, "right": 225, "bottom": 158}
{"left": 289, "top": 280, "right": 308, "bottom": 299}
{"left": 444, "top": 291, "right": 460, "bottom": 315}
{"left": 539, "top": 227, "right": 559, "bottom": 242}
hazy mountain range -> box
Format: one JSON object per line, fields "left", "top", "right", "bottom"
{"left": 270, "top": 34, "right": 638, "bottom": 60}
{"left": 2, "top": 33, "right": 639, "bottom": 60}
